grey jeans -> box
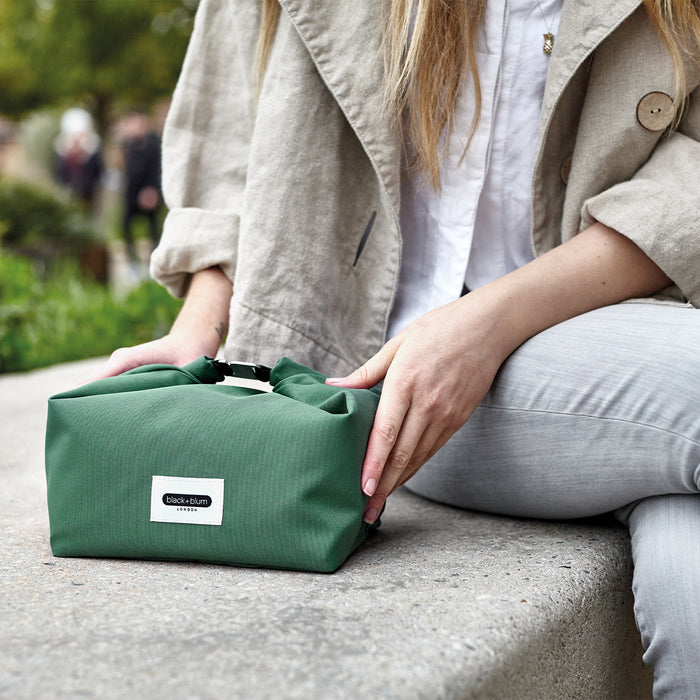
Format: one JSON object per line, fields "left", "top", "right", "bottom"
{"left": 404, "top": 302, "right": 700, "bottom": 698}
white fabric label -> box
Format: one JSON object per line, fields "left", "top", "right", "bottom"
{"left": 150, "top": 475, "right": 224, "bottom": 526}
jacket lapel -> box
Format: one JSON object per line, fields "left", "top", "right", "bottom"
{"left": 542, "top": 0, "right": 642, "bottom": 121}
{"left": 279, "top": 0, "right": 402, "bottom": 214}
{"left": 281, "top": 0, "right": 645, "bottom": 219}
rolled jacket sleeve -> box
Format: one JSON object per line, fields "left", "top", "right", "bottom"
{"left": 581, "top": 89, "right": 700, "bottom": 307}
{"left": 150, "top": 0, "right": 258, "bottom": 298}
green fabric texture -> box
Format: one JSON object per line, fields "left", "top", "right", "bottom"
{"left": 45, "top": 356, "right": 380, "bottom": 573}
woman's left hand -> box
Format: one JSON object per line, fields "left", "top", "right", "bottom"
{"left": 326, "top": 292, "right": 511, "bottom": 523}
{"left": 326, "top": 223, "right": 675, "bottom": 523}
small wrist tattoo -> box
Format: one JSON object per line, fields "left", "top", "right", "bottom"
{"left": 214, "top": 322, "right": 228, "bottom": 341}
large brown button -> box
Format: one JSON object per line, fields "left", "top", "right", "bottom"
{"left": 560, "top": 155, "right": 572, "bottom": 184}
{"left": 637, "top": 91, "right": 675, "bottom": 132}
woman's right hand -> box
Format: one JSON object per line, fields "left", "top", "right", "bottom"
{"left": 85, "top": 266, "right": 234, "bottom": 383}
{"left": 85, "top": 331, "right": 218, "bottom": 382}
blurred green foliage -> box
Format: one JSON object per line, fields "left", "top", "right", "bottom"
{"left": 0, "top": 178, "right": 97, "bottom": 255}
{"left": 17, "top": 110, "right": 63, "bottom": 174}
{"left": 0, "top": 0, "right": 198, "bottom": 133}
{"left": 0, "top": 252, "right": 182, "bottom": 373}
{"left": 0, "top": 0, "right": 194, "bottom": 372}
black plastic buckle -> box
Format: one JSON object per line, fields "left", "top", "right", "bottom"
{"left": 212, "top": 359, "right": 271, "bottom": 383}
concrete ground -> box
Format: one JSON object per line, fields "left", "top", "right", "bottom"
{"left": 0, "top": 358, "right": 653, "bottom": 699}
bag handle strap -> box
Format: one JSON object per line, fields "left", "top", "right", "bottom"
{"left": 210, "top": 359, "right": 271, "bottom": 383}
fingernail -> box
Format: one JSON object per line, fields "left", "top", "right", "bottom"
{"left": 325, "top": 377, "right": 344, "bottom": 385}
{"left": 363, "top": 506, "right": 379, "bottom": 524}
{"left": 363, "top": 478, "right": 377, "bottom": 497}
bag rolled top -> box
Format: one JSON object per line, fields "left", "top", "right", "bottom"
{"left": 45, "top": 356, "right": 381, "bottom": 573}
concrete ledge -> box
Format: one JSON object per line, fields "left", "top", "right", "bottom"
{"left": 0, "top": 359, "right": 652, "bottom": 699}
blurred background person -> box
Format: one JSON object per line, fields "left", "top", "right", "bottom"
{"left": 54, "top": 107, "right": 104, "bottom": 212}
{"left": 119, "top": 108, "right": 162, "bottom": 262}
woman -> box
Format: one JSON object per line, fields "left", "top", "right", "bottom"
{"left": 97, "top": 1, "right": 700, "bottom": 694}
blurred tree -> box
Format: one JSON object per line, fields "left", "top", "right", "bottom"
{"left": 0, "top": 0, "right": 199, "bottom": 135}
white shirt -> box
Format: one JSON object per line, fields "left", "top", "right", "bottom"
{"left": 387, "top": 0, "right": 563, "bottom": 339}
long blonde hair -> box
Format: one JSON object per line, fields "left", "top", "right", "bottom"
{"left": 255, "top": 0, "right": 700, "bottom": 190}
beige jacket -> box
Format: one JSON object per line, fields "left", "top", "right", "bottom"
{"left": 152, "top": 0, "right": 700, "bottom": 375}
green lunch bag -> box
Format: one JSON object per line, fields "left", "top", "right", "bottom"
{"left": 45, "top": 356, "right": 381, "bottom": 573}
